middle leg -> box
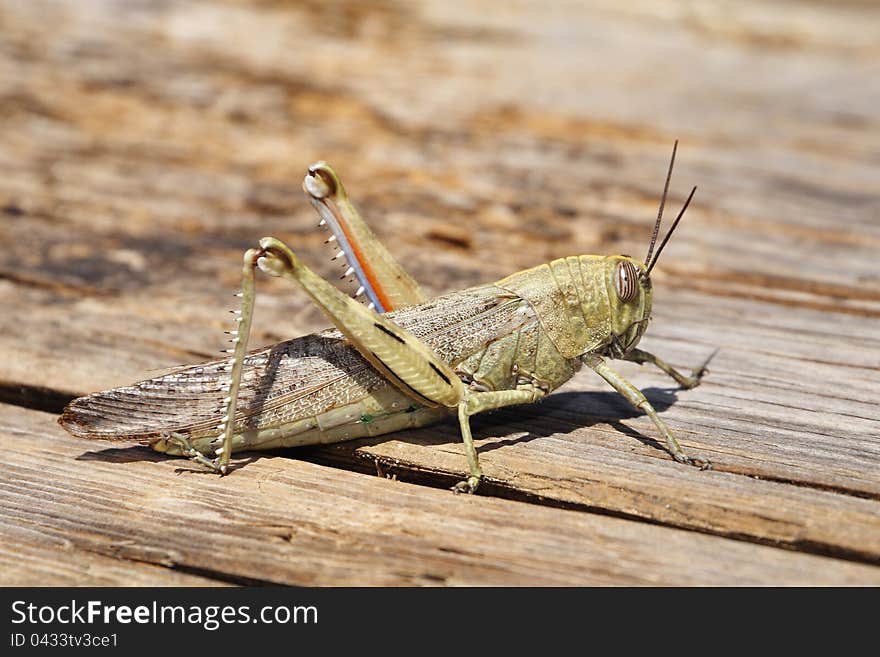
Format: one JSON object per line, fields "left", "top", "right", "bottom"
{"left": 453, "top": 386, "right": 546, "bottom": 494}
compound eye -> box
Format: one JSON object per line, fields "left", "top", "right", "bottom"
{"left": 615, "top": 260, "right": 639, "bottom": 303}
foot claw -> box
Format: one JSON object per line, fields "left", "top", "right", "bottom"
{"left": 163, "top": 433, "right": 229, "bottom": 474}
{"left": 675, "top": 453, "right": 712, "bottom": 471}
{"left": 684, "top": 349, "right": 719, "bottom": 389}
{"left": 451, "top": 476, "right": 480, "bottom": 494}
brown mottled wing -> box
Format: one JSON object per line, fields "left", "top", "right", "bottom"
{"left": 59, "top": 285, "right": 526, "bottom": 443}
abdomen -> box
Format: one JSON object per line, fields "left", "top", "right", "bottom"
{"left": 60, "top": 284, "right": 527, "bottom": 454}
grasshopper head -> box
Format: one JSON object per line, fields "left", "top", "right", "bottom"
{"left": 604, "top": 255, "right": 653, "bottom": 356}
{"left": 605, "top": 141, "right": 697, "bottom": 357}
{"left": 497, "top": 143, "right": 695, "bottom": 362}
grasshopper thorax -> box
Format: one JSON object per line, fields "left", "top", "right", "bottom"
{"left": 494, "top": 254, "right": 652, "bottom": 360}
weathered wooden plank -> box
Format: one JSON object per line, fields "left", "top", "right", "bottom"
{"left": 3, "top": 403, "right": 878, "bottom": 586}
{"left": 0, "top": 527, "right": 226, "bottom": 586}
{"left": 0, "top": 0, "right": 878, "bottom": 584}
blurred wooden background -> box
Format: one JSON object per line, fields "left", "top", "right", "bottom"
{"left": 1, "top": 0, "right": 878, "bottom": 585}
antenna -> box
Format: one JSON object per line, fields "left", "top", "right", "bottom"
{"left": 644, "top": 140, "right": 677, "bottom": 267}
{"left": 646, "top": 185, "right": 697, "bottom": 275}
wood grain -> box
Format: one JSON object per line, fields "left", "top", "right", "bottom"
{"left": 3, "top": 403, "right": 878, "bottom": 586}
{"left": 0, "top": 529, "right": 227, "bottom": 586}
{"left": 0, "top": 0, "right": 878, "bottom": 584}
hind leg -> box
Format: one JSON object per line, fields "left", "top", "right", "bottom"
{"left": 163, "top": 432, "right": 224, "bottom": 472}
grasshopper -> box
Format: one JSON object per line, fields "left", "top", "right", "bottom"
{"left": 60, "top": 142, "right": 712, "bottom": 493}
